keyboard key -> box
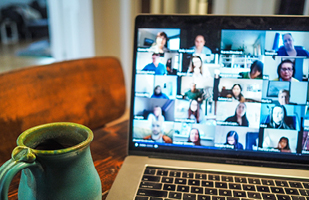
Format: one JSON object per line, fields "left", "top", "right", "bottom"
{"left": 163, "top": 184, "right": 175, "bottom": 191}
{"left": 277, "top": 195, "right": 291, "bottom": 200}
{"left": 144, "top": 168, "right": 156, "bottom": 175}
{"left": 256, "top": 185, "right": 270, "bottom": 192}
{"left": 291, "top": 196, "right": 307, "bottom": 200}
{"left": 150, "top": 198, "right": 163, "bottom": 200}
{"left": 183, "top": 193, "right": 196, "bottom": 200}
{"left": 262, "top": 193, "right": 276, "bottom": 200}
{"left": 191, "top": 186, "right": 203, "bottom": 194}
{"left": 235, "top": 177, "right": 247, "bottom": 183}
{"left": 205, "top": 188, "right": 218, "bottom": 195}
{"left": 233, "top": 190, "right": 246, "bottom": 197}
{"left": 285, "top": 188, "right": 299, "bottom": 195}
{"left": 247, "top": 192, "right": 261, "bottom": 199}
{"left": 227, "top": 198, "right": 241, "bottom": 200}
{"left": 289, "top": 181, "right": 303, "bottom": 188}
{"left": 157, "top": 170, "right": 168, "bottom": 176}
{"left": 212, "top": 196, "right": 225, "bottom": 200}
{"left": 169, "top": 192, "right": 182, "bottom": 199}
{"left": 189, "top": 179, "right": 200, "bottom": 186}
{"left": 243, "top": 184, "right": 256, "bottom": 191}
{"left": 202, "top": 181, "right": 214, "bottom": 187}
{"left": 177, "top": 185, "right": 189, "bottom": 192}
{"left": 215, "top": 182, "right": 228, "bottom": 188}
{"left": 222, "top": 176, "right": 233, "bottom": 182}
{"left": 135, "top": 196, "right": 149, "bottom": 200}
{"left": 299, "top": 189, "right": 309, "bottom": 196}
{"left": 276, "top": 180, "right": 289, "bottom": 187}
{"left": 140, "top": 181, "right": 162, "bottom": 189}
{"left": 303, "top": 182, "right": 309, "bottom": 189}
{"left": 198, "top": 195, "right": 211, "bottom": 200}
{"left": 183, "top": 172, "right": 194, "bottom": 178}
{"left": 219, "top": 189, "right": 232, "bottom": 196}
{"left": 262, "top": 179, "right": 275, "bottom": 186}
{"left": 248, "top": 178, "right": 261, "bottom": 185}
{"left": 229, "top": 183, "right": 241, "bottom": 190}
{"left": 142, "top": 175, "right": 160, "bottom": 182}
{"left": 271, "top": 187, "right": 285, "bottom": 194}
{"left": 161, "top": 177, "right": 174, "bottom": 183}
{"left": 195, "top": 173, "right": 207, "bottom": 179}
{"left": 137, "top": 189, "right": 167, "bottom": 198}
{"left": 208, "top": 174, "right": 220, "bottom": 181}
{"left": 175, "top": 178, "right": 187, "bottom": 184}
{"left": 169, "top": 171, "right": 181, "bottom": 177}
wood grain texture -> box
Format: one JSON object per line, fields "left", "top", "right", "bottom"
{"left": 6, "top": 120, "right": 129, "bottom": 200}
{"left": 0, "top": 57, "right": 126, "bottom": 163}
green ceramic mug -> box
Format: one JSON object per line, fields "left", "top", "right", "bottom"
{"left": 0, "top": 122, "right": 102, "bottom": 200}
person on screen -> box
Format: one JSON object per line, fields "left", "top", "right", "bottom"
{"left": 151, "top": 85, "right": 169, "bottom": 99}
{"left": 147, "top": 106, "right": 165, "bottom": 125}
{"left": 187, "top": 128, "right": 201, "bottom": 146}
{"left": 273, "top": 59, "right": 299, "bottom": 82}
{"left": 224, "top": 102, "right": 249, "bottom": 127}
{"left": 188, "top": 99, "right": 204, "bottom": 123}
{"left": 143, "top": 120, "right": 172, "bottom": 143}
{"left": 275, "top": 136, "right": 291, "bottom": 152}
{"left": 187, "top": 56, "right": 211, "bottom": 78}
{"left": 184, "top": 83, "right": 203, "bottom": 102}
{"left": 239, "top": 60, "right": 263, "bottom": 79}
{"left": 277, "top": 33, "right": 309, "bottom": 57}
{"left": 267, "top": 105, "right": 294, "bottom": 129}
{"left": 142, "top": 53, "right": 167, "bottom": 75}
{"left": 227, "top": 84, "right": 245, "bottom": 102}
{"left": 166, "top": 58, "right": 177, "bottom": 75}
{"left": 224, "top": 131, "right": 243, "bottom": 149}
{"left": 190, "top": 35, "right": 212, "bottom": 55}
{"left": 149, "top": 31, "right": 169, "bottom": 53}
{"left": 278, "top": 89, "right": 290, "bottom": 105}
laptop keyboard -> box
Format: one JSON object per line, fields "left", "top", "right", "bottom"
{"left": 134, "top": 166, "right": 309, "bottom": 200}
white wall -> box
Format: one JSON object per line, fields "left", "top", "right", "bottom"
{"left": 47, "top": 0, "right": 95, "bottom": 61}
{"left": 92, "top": 0, "right": 141, "bottom": 107}
{"left": 212, "top": 0, "right": 279, "bottom": 15}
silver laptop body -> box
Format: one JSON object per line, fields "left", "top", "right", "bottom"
{"left": 107, "top": 15, "right": 309, "bottom": 199}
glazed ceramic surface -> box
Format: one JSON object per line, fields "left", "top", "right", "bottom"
{"left": 0, "top": 122, "right": 102, "bottom": 200}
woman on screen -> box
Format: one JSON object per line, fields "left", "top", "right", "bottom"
{"left": 224, "top": 131, "right": 243, "bottom": 149}
{"left": 277, "top": 33, "right": 309, "bottom": 57}
{"left": 275, "top": 136, "right": 291, "bottom": 153}
{"left": 151, "top": 85, "right": 169, "bottom": 99}
{"left": 147, "top": 105, "right": 165, "bottom": 125}
{"left": 149, "top": 32, "right": 169, "bottom": 53}
{"left": 187, "top": 128, "right": 201, "bottom": 146}
{"left": 227, "top": 84, "right": 245, "bottom": 102}
{"left": 188, "top": 100, "right": 204, "bottom": 123}
{"left": 224, "top": 102, "right": 249, "bottom": 127}
{"left": 239, "top": 60, "right": 263, "bottom": 79}
{"left": 278, "top": 89, "right": 290, "bottom": 105}
{"left": 187, "top": 56, "right": 211, "bottom": 78}
{"left": 267, "top": 105, "right": 294, "bottom": 129}
{"left": 273, "top": 59, "right": 299, "bottom": 82}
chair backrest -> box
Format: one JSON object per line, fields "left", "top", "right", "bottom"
{"left": 0, "top": 56, "right": 126, "bottom": 163}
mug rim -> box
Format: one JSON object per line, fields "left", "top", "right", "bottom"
{"left": 17, "top": 122, "right": 93, "bottom": 155}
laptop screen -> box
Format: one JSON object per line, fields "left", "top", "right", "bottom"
{"left": 129, "top": 15, "right": 309, "bottom": 167}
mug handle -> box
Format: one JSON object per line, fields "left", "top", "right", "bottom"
{"left": 0, "top": 146, "right": 40, "bottom": 200}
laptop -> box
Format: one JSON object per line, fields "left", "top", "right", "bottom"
{"left": 106, "top": 15, "right": 309, "bottom": 200}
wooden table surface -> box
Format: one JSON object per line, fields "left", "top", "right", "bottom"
{"left": 6, "top": 120, "right": 129, "bottom": 200}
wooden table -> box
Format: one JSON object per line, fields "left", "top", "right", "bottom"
{"left": 6, "top": 120, "right": 129, "bottom": 200}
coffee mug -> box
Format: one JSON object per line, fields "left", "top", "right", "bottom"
{"left": 0, "top": 122, "right": 102, "bottom": 200}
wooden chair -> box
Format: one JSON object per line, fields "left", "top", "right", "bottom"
{"left": 0, "top": 56, "right": 126, "bottom": 164}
